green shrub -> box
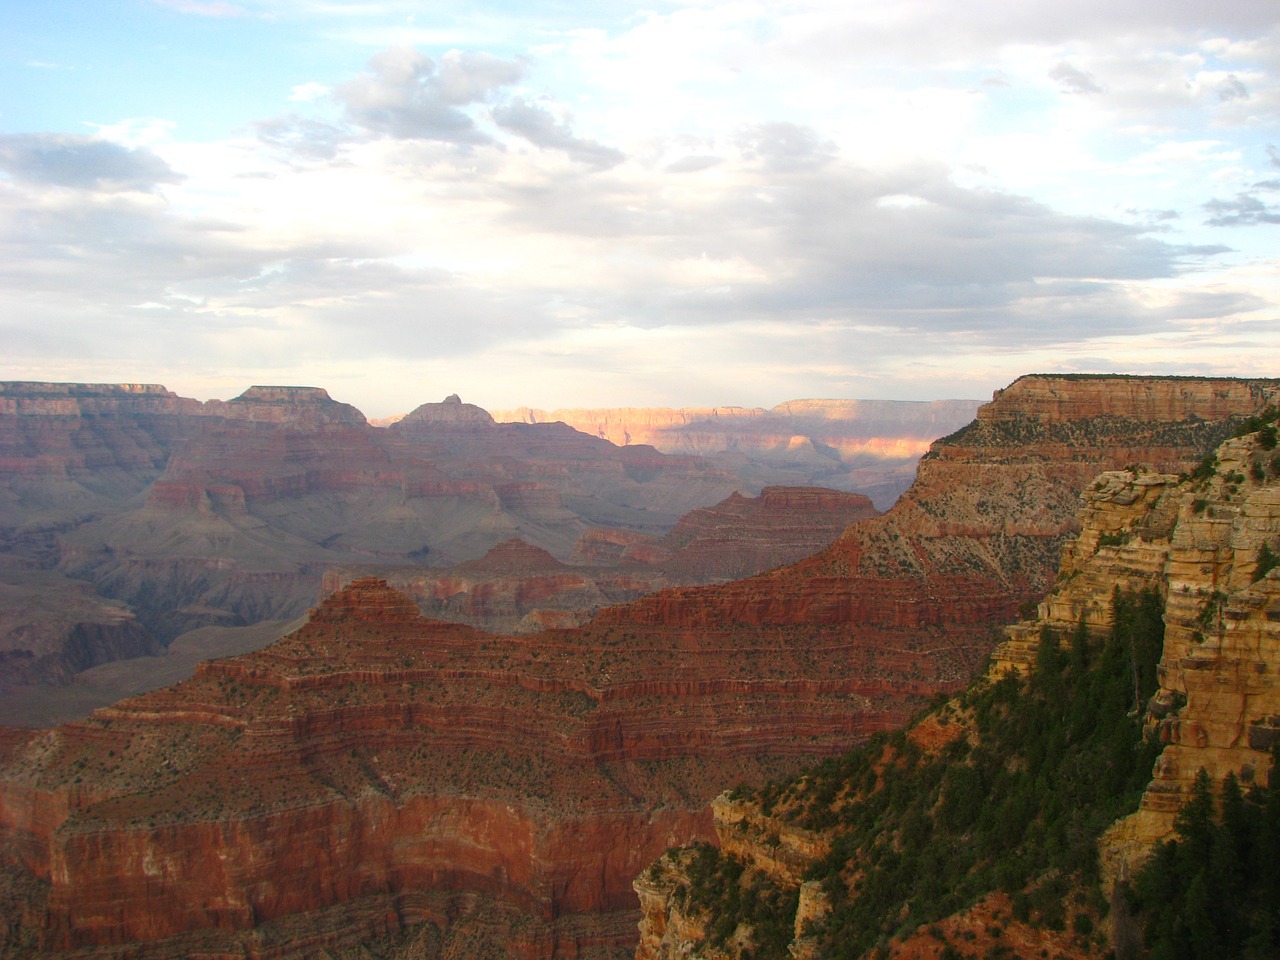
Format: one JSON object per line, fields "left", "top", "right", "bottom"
{"left": 1255, "top": 542, "right": 1279, "bottom": 583}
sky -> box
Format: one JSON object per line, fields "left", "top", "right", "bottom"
{"left": 1, "top": 0, "right": 1278, "bottom": 418}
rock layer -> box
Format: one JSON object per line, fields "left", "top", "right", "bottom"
{"left": 633, "top": 413, "right": 1280, "bottom": 960}
{"left": 1, "top": 375, "right": 1278, "bottom": 958}
{"left": 357, "top": 487, "right": 880, "bottom": 634}
{"left": 0, "top": 384, "right": 746, "bottom": 689}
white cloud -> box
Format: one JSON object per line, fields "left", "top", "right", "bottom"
{"left": 3, "top": 1, "right": 1279, "bottom": 414}
{"left": 288, "top": 82, "right": 330, "bottom": 102}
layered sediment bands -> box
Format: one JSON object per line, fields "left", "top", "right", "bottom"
{"left": 653, "top": 487, "right": 879, "bottom": 580}
{"left": 0, "top": 579, "right": 814, "bottom": 958}
{"left": 359, "top": 488, "right": 878, "bottom": 634}
{"left": 979, "top": 374, "right": 1280, "bottom": 423}
{"left": 970, "top": 424, "right": 1280, "bottom": 891}
{"left": 4, "top": 376, "right": 1279, "bottom": 957}
{"left": 0, "top": 384, "right": 757, "bottom": 685}
{"left": 634, "top": 417, "right": 1280, "bottom": 960}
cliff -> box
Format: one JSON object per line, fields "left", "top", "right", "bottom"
{"left": 2, "top": 375, "right": 1278, "bottom": 958}
{"left": 633, "top": 406, "right": 1280, "bottom": 960}
{"left": 354, "top": 487, "right": 880, "bottom": 634}
{"left": 0, "top": 577, "right": 801, "bottom": 958}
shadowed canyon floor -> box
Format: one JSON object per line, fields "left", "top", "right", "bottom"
{"left": 1, "top": 375, "right": 1279, "bottom": 958}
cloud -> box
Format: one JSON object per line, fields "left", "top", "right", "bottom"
{"left": 1217, "top": 74, "right": 1249, "bottom": 101}
{"left": 491, "top": 97, "right": 624, "bottom": 168}
{"left": 335, "top": 46, "right": 524, "bottom": 144}
{"left": 255, "top": 116, "right": 347, "bottom": 160}
{"left": 288, "top": 82, "right": 330, "bottom": 103}
{"left": 1049, "top": 62, "right": 1104, "bottom": 94}
{"left": 665, "top": 155, "right": 722, "bottom": 174}
{"left": 1203, "top": 192, "right": 1280, "bottom": 226}
{"left": 0, "top": 134, "right": 183, "bottom": 192}
{"left": 735, "top": 122, "right": 837, "bottom": 173}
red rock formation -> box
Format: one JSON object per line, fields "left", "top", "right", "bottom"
{"left": 0, "top": 578, "right": 793, "bottom": 957}
{"left": 0, "top": 385, "right": 749, "bottom": 687}
{"left": 351, "top": 487, "right": 878, "bottom": 634}
{"left": 652, "top": 486, "right": 879, "bottom": 579}
{"left": 2, "top": 375, "right": 1278, "bottom": 958}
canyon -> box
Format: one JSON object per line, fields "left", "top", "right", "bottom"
{"left": 0, "top": 383, "right": 917, "bottom": 701}
{"left": 490, "top": 399, "right": 979, "bottom": 511}
{"left": 1, "top": 375, "right": 1276, "bottom": 958}
{"left": 634, "top": 396, "right": 1280, "bottom": 959}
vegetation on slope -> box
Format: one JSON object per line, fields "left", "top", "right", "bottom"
{"left": 667, "top": 588, "right": 1167, "bottom": 958}
{"left": 1125, "top": 765, "right": 1280, "bottom": 960}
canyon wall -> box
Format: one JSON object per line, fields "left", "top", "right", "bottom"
{"left": 633, "top": 403, "right": 1280, "bottom": 960}
{"left": 1, "top": 375, "right": 1278, "bottom": 958}
{"left": 0, "top": 385, "right": 745, "bottom": 691}
{"left": 354, "top": 487, "right": 880, "bottom": 634}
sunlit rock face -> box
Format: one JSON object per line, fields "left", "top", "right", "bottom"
{"left": 1, "top": 374, "right": 1277, "bottom": 958}
{"left": 634, "top": 392, "right": 1280, "bottom": 960}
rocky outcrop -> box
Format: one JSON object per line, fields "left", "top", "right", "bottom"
{"left": 0, "top": 578, "right": 798, "bottom": 958}
{"left": 629, "top": 383, "right": 1280, "bottom": 960}
{"left": 1098, "top": 430, "right": 1280, "bottom": 886}
{"left": 965, "top": 416, "right": 1280, "bottom": 900}
{"left": 653, "top": 487, "right": 879, "bottom": 580}
{"left": 395, "top": 393, "right": 496, "bottom": 425}
{"left": 3, "top": 375, "right": 1279, "bottom": 957}
{"left": 980, "top": 374, "right": 1280, "bottom": 423}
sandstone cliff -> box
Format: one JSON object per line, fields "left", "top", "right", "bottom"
{"left": 2, "top": 375, "right": 1277, "bottom": 959}
{"left": 633, "top": 403, "right": 1280, "bottom": 960}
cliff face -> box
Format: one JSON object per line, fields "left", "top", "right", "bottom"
{"left": 634, "top": 409, "right": 1280, "bottom": 960}
{"left": 0, "top": 577, "right": 800, "bottom": 958}
{"left": 2, "top": 375, "right": 1278, "bottom": 958}
{"left": 364, "top": 487, "right": 880, "bottom": 634}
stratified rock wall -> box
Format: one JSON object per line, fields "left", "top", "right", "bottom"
{"left": 3, "top": 375, "right": 1278, "bottom": 959}
{"left": 359, "top": 487, "right": 880, "bottom": 634}
{"left": 634, "top": 415, "right": 1280, "bottom": 960}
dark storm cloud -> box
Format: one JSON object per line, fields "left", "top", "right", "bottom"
{"left": 0, "top": 134, "right": 182, "bottom": 191}
{"left": 491, "top": 97, "right": 625, "bottom": 168}
{"left": 335, "top": 47, "right": 525, "bottom": 144}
